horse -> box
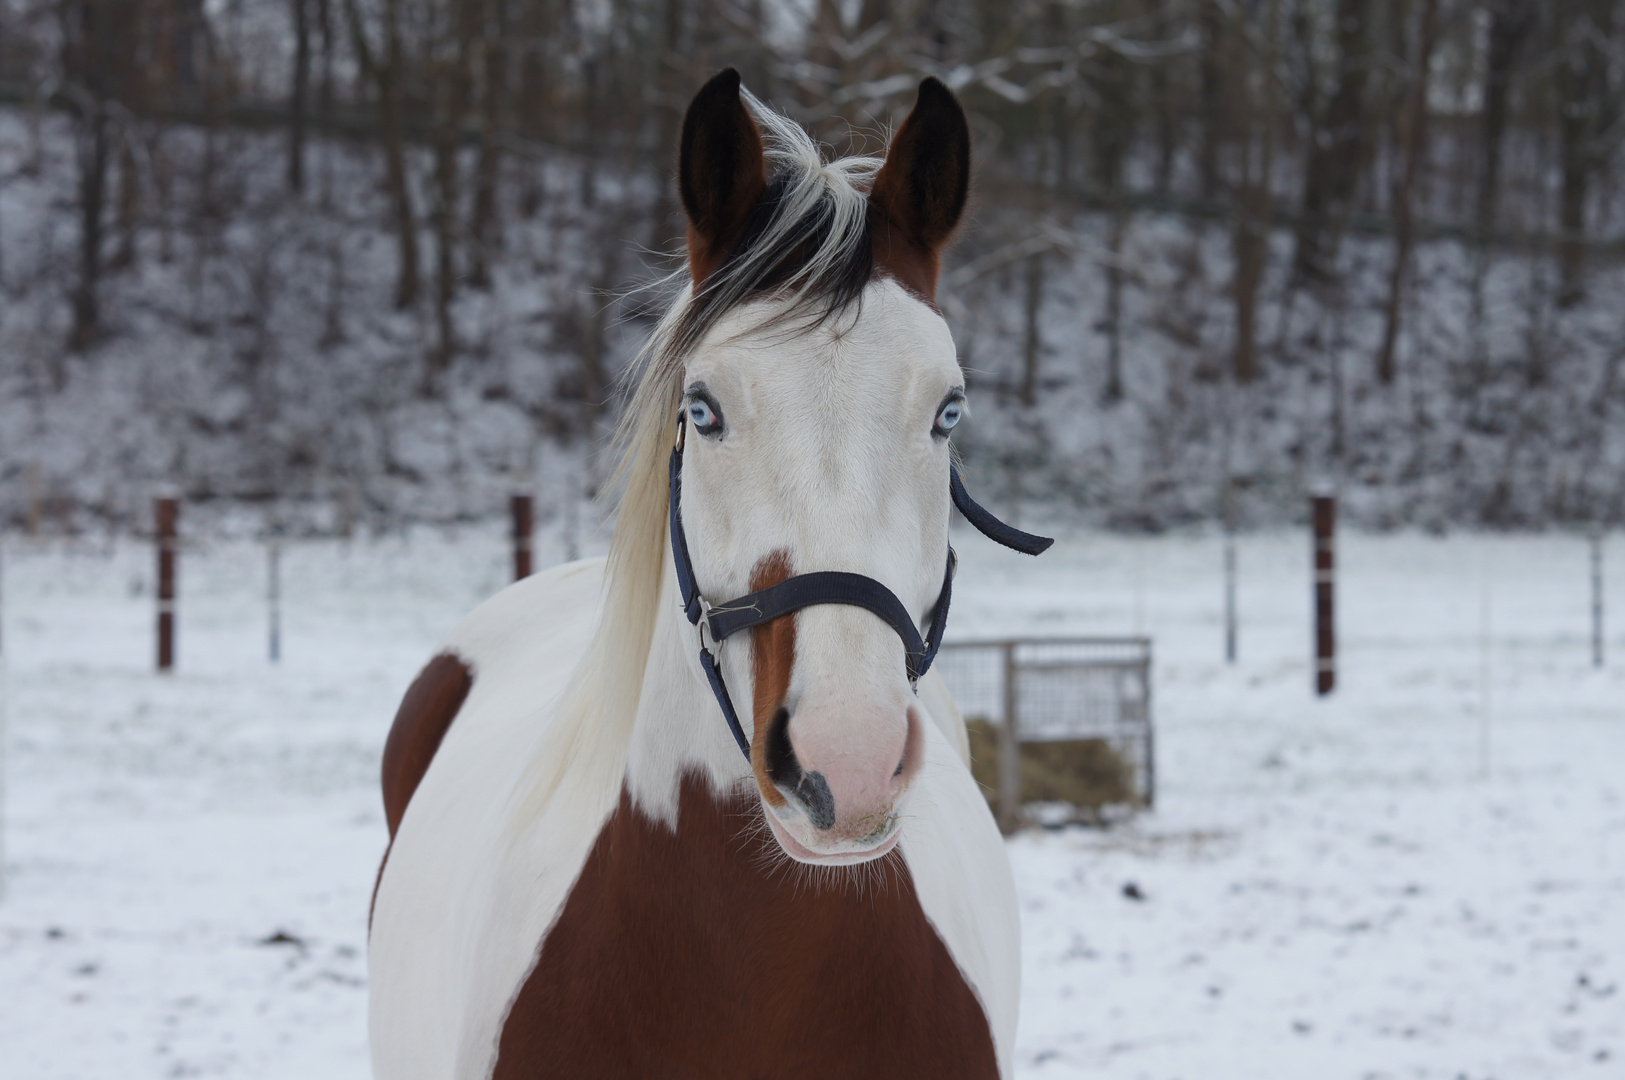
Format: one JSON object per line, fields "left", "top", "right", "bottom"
{"left": 367, "top": 70, "right": 1051, "bottom": 1079}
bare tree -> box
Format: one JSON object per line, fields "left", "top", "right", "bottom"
{"left": 345, "top": 0, "right": 420, "bottom": 309}
{"left": 1375, "top": 0, "right": 1440, "bottom": 387}
{"left": 1229, "top": 0, "right": 1280, "bottom": 385}
{"left": 1292, "top": 0, "right": 1374, "bottom": 283}
{"left": 289, "top": 0, "right": 311, "bottom": 193}
{"left": 1554, "top": 0, "right": 1623, "bottom": 310}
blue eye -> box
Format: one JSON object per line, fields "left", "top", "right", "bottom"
{"left": 934, "top": 401, "right": 962, "bottom": 436}
{"left": 687, "top": 398, "right": 722, "bottom": 434}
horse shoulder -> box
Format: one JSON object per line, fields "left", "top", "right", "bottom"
{"left": 370, "top": 557, "right": 618, "bottom": 1080}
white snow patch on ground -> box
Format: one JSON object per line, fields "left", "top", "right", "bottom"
{"left": 0, "top": 525, "right": 1620, "bottom": 1078}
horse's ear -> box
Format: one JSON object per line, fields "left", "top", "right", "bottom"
{"left": 679, "top": 68, "right": 768, "bottom": 285}
{"left": 870, "top": 78, "right": 971, "bottom": 258}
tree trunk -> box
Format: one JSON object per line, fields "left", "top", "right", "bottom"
{"left": 1197, "top": 0, "right": 1227, "bottom": 199}
{"left": 1021, "top": 252, "right": 1043, "bottom": 407}
{"left": 428, "top": 2, "right": 475, "bottom": 372}
{"left": 288, "top": 0, "right": 310, "bottom": 193}
{"left": 1231, "top": 0, "right": 1279, "bottom": 384}
{"left": 71, "top": 102, "right": 109, "bottom": 349}
{"left": 469, "top": 0, "right": 507, "bottom": 289}
{"left": 110, "top": 133, "right": 139, "bottom": 271}
{"left": 1477, "top": 0, "right": 1535, "bottom": 234}
{"left": 1375, "top": 0, "right": 1439, "bottom": 386}
{"left": 1554, "top": 1, "right": 1618, "bottom": 310}
{"left": 1102, "top": 207, "right": 1126, "bottom": 403}
{"left": 345, "top": 0, "right": 419, "bottom": 309}
{"left": 1292, "top": 0, "right": 1373, "bottom": 283}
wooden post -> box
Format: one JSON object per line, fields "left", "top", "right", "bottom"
{"left": 1592, "top": 528, "right": 1605, "bottom": 669}
{"left": 996, "top": 641, "right": 1021, "bottom": 835}
{"left": 156, "top": 497, "right": 178, "bottom": 672}
{"left": 511, "top": 494, "right": 534, "bottom": 581}
{"left": 1312, "top": 495, "right": 1335, "bottom": 695}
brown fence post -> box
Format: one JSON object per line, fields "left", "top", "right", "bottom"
{"left": 1313, "top": 495, "right": 1336, "bottom": 695}
{"left": 511, "top": 494, "right": 534, "bottom": 581}
{"left": 156, "top": 496, "right": 178, "bottom": 672}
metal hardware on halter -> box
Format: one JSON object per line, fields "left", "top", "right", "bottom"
{"left": 669, "top": 415, "right": 1053, "bottom": 761}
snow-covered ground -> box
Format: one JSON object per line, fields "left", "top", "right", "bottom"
{"left": 0, "top": 522, "right": 1620, "bottom": 1078}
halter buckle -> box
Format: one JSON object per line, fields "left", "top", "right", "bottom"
{"left": 695, "top": 596, "right": 722, "bottom": 661}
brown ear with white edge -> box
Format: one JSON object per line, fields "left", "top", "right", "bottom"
{"left": 869, "top": 78, "right": 971, "bottom": 302}
{"left": 678, "top": 68, "right": 769, "bottom": 286}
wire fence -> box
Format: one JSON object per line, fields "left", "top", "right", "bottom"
{"left": 935, "top": 637, "right": 1154, "bottom": 829}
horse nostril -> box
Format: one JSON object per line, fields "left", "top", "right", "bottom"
{"left": 764, "top": 706, "right": 797, "bottom": 787}
{"left": 763, "top": 707, "right": 837, "bottom": 831}
{"left": 794, "top": 771, "right": 836, "bottom": 831}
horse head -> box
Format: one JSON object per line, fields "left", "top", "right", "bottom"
{"left": 671, "top": 70, "right": 972, "bottom": 864}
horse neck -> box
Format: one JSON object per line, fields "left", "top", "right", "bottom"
{"left": 622, "top": 554, "right": 754, "bottom": 826}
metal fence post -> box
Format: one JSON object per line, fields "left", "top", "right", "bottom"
{"left": 156, "top": 497, "right": 178, "bottom": 672}
{"left": 268, "top": 538, "right": 282, "bottom": 664}
{"left": 1142, "top": 639, "right": 1156, "bottom": 808}
{"left": 512, "top": 494, "right": 534, "bottom": 581}
{"left": 1223, "top": 480, "right": 1238, "bottom": 664}
{"left": 1592, "top": 528, "right": 1605, "bottom": 669}
{"left": 1312, "top": 495, "right": 1336, "bottom": 695}
{"left": 996, "top": 641, "right": 1021, "bottom": 834}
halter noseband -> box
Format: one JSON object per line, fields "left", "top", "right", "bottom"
{"left": 668, "top": 417, "right": 1053, "bottom": 760}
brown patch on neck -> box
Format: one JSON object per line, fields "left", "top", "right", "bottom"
{"left": 747, "top": 550, "right": 795, "bottom": 807}
{"left": 871, "top": 209, "right": 941, "bottom": 308}
{"left": 372, "top": 651, "right": 474, "bottom": 929}
{"left": 493, "top": 774, "right": 999, "bottom": 1078}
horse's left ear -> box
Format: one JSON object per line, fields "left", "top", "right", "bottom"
{"left": 870, "top": 78, "right": 971, "bottom": 290}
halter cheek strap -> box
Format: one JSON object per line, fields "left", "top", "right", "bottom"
{"left": 669, "top": 421, "right": 1052, "bottom": 760}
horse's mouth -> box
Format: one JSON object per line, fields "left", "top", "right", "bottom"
{"left": 763, "top": 804, "right": 901, "bottom": 865}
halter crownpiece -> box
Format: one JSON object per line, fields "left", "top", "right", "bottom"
{"left": 668, "top": 417, "right": 1054, "bottom": 760}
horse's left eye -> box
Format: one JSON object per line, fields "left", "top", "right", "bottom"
{"left": 933, "top": 401, "right": 962, "bottom": 437}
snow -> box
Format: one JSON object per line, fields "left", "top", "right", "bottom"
{"left": 0, "top": 523, "right": 1621, "bottom": 1078}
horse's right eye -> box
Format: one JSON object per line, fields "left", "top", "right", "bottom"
{"left": 688, "top": 398, "right": 723, "bottom": 435}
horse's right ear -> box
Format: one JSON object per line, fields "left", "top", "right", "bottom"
{"left": 679, "top": 69, "right": 768, "bottom": 286}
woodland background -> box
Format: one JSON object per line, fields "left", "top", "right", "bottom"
{"left": 1, "top": 0, "right": 1623, "bottom": 535}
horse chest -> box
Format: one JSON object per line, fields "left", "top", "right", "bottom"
{"left": 492, "top": 773, "right": 998, "bottom": 1079}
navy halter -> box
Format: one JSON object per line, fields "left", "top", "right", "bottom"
{"left": 668, "top": 418, "right": 1054, "bottom": 760}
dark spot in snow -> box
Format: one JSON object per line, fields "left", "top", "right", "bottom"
{"left": 1122, "top": 881, "right": 1145, "bottom": 901}
{"left": 1032, "top": 1049, "right": 1059, "bottom": 1064}
{"left": 74, "top": 962, "right": 98, "bottom": 977}
{"left": 1594, "top": 1048, "right": 1611, "bottom": 1062}
{"left": 259, "top": 930, "right": 306, "bottom": 949}
{"left": 1292, "top": 1019, "right": 1313, "bottom": 1035}
{"left": 1207, "top": 985, "right": 1222, "bottom": 997}
{"left": 45, "top": 926, "right": 65, "bottom": 940}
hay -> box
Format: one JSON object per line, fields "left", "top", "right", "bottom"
{"left": 964, "top": 717, "right": 1139, "bottom": 812}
